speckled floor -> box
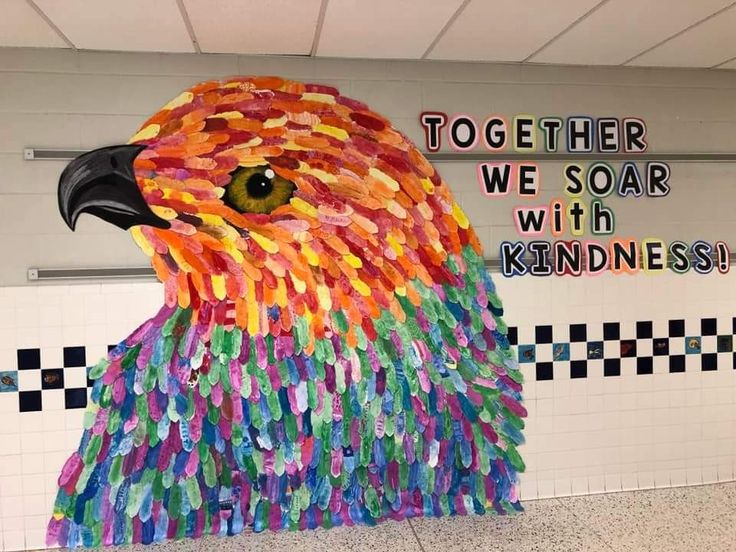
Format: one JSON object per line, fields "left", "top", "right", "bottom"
{"left": 42, "top": 482, "right": 736, "bottom": 552}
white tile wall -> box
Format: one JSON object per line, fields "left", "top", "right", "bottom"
{"left": 0, "top": 272, "right": 732, "bottom": 550}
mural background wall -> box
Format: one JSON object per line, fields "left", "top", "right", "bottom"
{"left": 0, "top": 48, "right": 735, "bottom": 550}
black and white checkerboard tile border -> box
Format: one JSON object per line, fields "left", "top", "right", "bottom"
{"left": 510, "top": 317, "right": 736, "bottom": 381}
{"left": 0, "top": 345, "right": 108, "bottom": 412}
{"left": 2, "top": 317, "right": 736, "bottom": 412}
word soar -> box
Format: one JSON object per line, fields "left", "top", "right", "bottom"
{"left": 500, "top": 239, "right": 730, "bottom": 277}
{"left": 420, "top": 113, "right": 647, "bottom": 153}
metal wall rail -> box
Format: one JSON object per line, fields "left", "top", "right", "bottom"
{"left": 28, "top": 252, "right": 736, "bottom": 281}
{"left": 23, "top": 148, "right": 736, "bottom": 163}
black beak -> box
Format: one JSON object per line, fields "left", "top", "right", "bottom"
{"left": 58, "top": 144, "right": 170, "bottom": 231}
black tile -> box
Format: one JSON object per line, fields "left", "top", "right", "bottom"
{"left": 536, "top": 362, "right": 553, "bottom": 381}
{"left": 636, "top": 321, "right": 653, "bottom": 339}
{"left": 636, "top": 356, "right": 653, "bottom": 375}
{"left": 535, "top": 325, "right": 553, "bottom": 344}
{"left": 19, "top": 390, "right": 42, "bottom": 412}
{"left": 17, "top": 349, "right": 40, "bottom": 370}
{"left": 107, "top": 344, "right": 118, "bottom": 352}
{"left": 733, "top": 317, "right": 736, "bottom": 334}
{"left": 669, "top": 319, "right": 685, "bottom": 338}
{"left": 604, "top": 358, "right": 621, "bottom": 377}
{"left": 63, "top": 346, "right": 86, "bottom": 368}
{"left": 653, "top": 338, "right": 669, "bottom": 356}
{"left": 669, "top": 355, "right": 686, "bottom": 373}
{"left": 603, "top": 322, "right": 620, "bottom": 340}
{"left": 507, "top": 327, "right": 518, "bottom": 346}
{"left": 64, "top": 388, "right": 88, "bottom": 409}
{"left": 701, "top": 353, "right": 718, "bottom": 371}
{"left": 620, "top": 340, "right": 637, "bottom": 358}
{"left": 41, "top": 368, "right": 64, "bottom": 390}
{"left": 701, "top": 318, "right": 718, "bottom": 336}
{"left": 570, "top": 324, "right": 587, "bottom": 342}
{"left": 570, "top": 360, "right": 587, "bottom": 379}
{"left": 717, "top": 335, "right": 733, "bottom": 352}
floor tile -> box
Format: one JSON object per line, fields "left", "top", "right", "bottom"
{"left": 409, "top": 500, "right": 612, "bottom": 552}
{"left": 198, "top": 519, "right": 422, "bottom": 552}
{"left": 557, "top": 483, "right": 736, "bottom": 551}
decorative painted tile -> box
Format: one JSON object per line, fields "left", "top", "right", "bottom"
{"left": 587, "top": 341, "right": 603, "bottom": 360}
{"left": 717, "top": 335, "right": 733, "bottom": 352}
{"left": 0, "top": 370, "right": 18, "bottom": 392}
{"left": 41, "top": 368, "right": 64, "bottom": 390}
{"left": 552, "top": 342, "right": 570, "bottom": 361}
{"left": 518, "top": 344, "right": 536, "bottom": 363}
{"left": 653, "top": 338, "right": 669, "bottom": 356}
{"left": 686, "top": 337, "right": 702, "bottom": 354}
{"left": 620, "top": 340, "right": 637, "bottom": 358}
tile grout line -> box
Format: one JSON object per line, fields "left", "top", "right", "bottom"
{"left": 406, "top": 518, "right": 427, "bottom": 552}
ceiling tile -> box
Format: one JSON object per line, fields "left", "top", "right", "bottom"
{"left": 531, "top": 0, "right": 733, "bottom": 66}
{"left": 0, "top": 0, "right": 68, "bottom": 48}
{"left": 715, "top": 57, "right": 736, "bottom": 69}
{"left": 429, "top": 0, "right": 599, "bottom": 62}
{"left": 35, "top": 0, "right": 194, "bottom": 52}
{"left": 317, "top": 0, "right": 464, "bottom": 59}
{"left": 184, "top": 0, "right": 322, "bottom": 55}
{"left": 628, "top": 4, "right": 736, "bottom": 68}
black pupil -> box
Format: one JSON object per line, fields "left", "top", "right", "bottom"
{"left": 246, "top": 172, "right": 273, "bottom": 198}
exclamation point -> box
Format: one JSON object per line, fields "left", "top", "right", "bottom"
{"left": 716, "top": 241, "right": 730, "bottom": 274}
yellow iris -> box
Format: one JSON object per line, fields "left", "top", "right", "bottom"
{"left": 225, "top": 166, "right": 294, "bottom": 214}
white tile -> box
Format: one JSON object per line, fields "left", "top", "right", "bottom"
{"left": 41, "top": 389, "right": 65, "bottom": 412}
{"left": 2, "top": 529, "right": 25, "bottom": 551}
{"left": 20, "top": 453, "right": 44, "bottom": 475}
{"left": 21, "top": 493, "right": 47, "bottom": 516}
{"left": 20, "top": 432, "right": 43, "bottom": 454}
{"left": 63, "top": 366, "right": 87, "bottom": 389}
{"left": 17, "top": 370, "right": 40, "bottom": 392}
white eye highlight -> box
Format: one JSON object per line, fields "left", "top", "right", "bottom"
{"left": 264, "top": 168, "right": 275, "bottom": 179}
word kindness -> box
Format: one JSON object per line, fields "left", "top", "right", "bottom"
{"left": 420, "top": 113, "right": 729, "bottom": 276}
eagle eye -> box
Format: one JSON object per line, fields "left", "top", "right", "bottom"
{"left": 224, "top": 165, "right": 294, "bottom": 214}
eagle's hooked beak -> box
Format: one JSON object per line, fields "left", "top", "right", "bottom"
{"left": 58, "top": 144, "right": 170, "bottom": 231}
